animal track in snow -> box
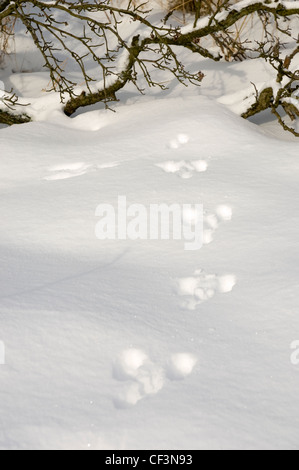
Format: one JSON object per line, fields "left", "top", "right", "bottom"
{"left": 169, "top": 133, "right": 190, "bottom": 150}
{"left": 166, "top": 353, "right": 198, "bottom": 381}
{"left": 156, "top": 160, "right": 208, "bottom": 179}
{"left": 177, "top": 269, "right": 237, "bottom": 310}
{"left": 156, "top": 133, "right": 209, "bottom": 179}
{"left": 113, "top": 348, "right": 197, "bottom": 409}
{"left": 203, "top": 204, "right": 233, "bottom": 245}
{"left": 44, "top": 161, "right": 120, "bottom": 181}
{"left": 113, "top": 349, "right": 164, "bottom": 408}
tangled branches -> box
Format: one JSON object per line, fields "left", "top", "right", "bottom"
{"left": 0, "top": 89, "right": 30, "bottom": 124}
{"left": 0, "top": 15, "right": 15, "bottom": 64}
{"left": 243, "top": 39, "right": 299, "bottom": 137}
{"left": 0, "top": 0, "right": 298, "bottom": 135}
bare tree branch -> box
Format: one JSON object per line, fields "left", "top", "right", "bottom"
{"left": 0, "top": 0, "right": 298, "bottom": 134}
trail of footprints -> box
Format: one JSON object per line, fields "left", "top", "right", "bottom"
{"left": 113, "top": 349, "right": 197, "bottom": 409}
{"left": 159, "top": 134, "right": 237, "bottom": 308}
{"left": 47, "top": 136, "right": 236, "bottom": 409}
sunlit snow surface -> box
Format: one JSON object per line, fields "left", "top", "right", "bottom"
{"left": 0, "top": 6, "right": 299, "bottom": 450}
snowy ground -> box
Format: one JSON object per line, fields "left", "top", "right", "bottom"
{"left": 1, "top": 8, "right": 299, "bottom": 450}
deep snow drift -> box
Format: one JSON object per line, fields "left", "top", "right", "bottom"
{"left": 0, "top": 7, "right": 299, "bottom": 451}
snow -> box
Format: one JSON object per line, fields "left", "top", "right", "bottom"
{"left": 180, "top": 0, "right": 299, "bottom": 34}
{"left": 0, "top": 4, "right": 299, "bottom": 451}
